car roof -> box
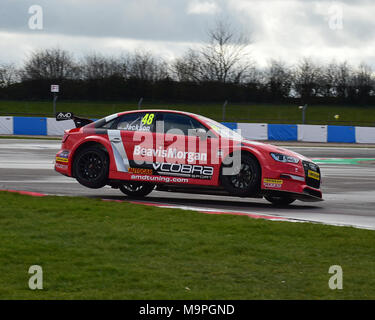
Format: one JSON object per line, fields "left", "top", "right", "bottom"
{"left": 117, "top": 109, "right": 200, "bottom": 118}
{"left": 114, "top": 109, "right": 219, "bottom": 134}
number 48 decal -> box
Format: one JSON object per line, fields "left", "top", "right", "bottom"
{"left": 142, "top": 113, "right": 155, "bottom": 125}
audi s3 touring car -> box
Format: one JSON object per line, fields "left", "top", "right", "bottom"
{"left": 54, "top": 110, "right": 323, "bottom": 205}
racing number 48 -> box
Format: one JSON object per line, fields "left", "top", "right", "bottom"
{"left": 142, "top": 113, "right": 155, "bottom": 125}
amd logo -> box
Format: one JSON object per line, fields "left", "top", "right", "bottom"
{"left": 56, "top": 112, "right": 73, "bottom": 121}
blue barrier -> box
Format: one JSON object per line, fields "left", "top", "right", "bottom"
{"left": 268, "top": 124, "right": 298, "bottom": 141}
{"left": 13, "top": 117, "right": 47, "bottom": 135}
{"left": 221, "top": 122, "right": 238, "bottom": 130}
{"left": 327, "top": 125, "right": 356, "bottom": 143}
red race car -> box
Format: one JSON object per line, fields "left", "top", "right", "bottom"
{"left": 54, "top": 110, "right": 323, "bottom": 205}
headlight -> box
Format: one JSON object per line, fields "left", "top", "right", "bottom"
{"left": 270, "top": 152, "right": 299, "bottom": 164}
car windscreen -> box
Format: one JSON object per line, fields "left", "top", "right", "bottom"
{"left": 196, "top": 115, "right": 242, "bottom": 140}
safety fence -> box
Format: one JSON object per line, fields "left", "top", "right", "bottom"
{"left": 223, "top": 122, "right": 375, "bottom": 143}
{"left": 0, "top": 116, "right": 374, "bottom": 144}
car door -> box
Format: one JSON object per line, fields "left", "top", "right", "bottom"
{"left": 108, "top": 111, "right": 156, "bottom": 177}
{"left": 153, "top": 112, "right": 219, "bottom": 185}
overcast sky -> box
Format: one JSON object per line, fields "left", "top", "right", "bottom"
{"left": 0, "top": 0, "right": 374, "bottom": 68}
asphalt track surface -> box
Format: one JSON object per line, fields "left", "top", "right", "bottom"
{"left": 1, "top": 139, "right": 375, "bottom": 230}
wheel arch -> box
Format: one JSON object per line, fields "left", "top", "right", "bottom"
{"left": 240, "top": 149, "right": 262, "bottom": 172}
{"left": 70, "top": 138, "right": 111, "bottom": 177}
{"left": 219, "top": 148, "right": 263, "bottom": 193}
{"left": 219, "top": 148, "right": 263, "bottom": 177}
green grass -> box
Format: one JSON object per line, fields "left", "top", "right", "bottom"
{"left": 0, "top": 100, "right": 375, "bottom": 126}
{"left": 0, "top": 191, "right": 375, "bottom": 299}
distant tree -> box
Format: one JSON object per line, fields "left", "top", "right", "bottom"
{"left": 349, "top": 63, "right": 374, "bottom": 102}
{"left": 172, "top": 19, "right": 253, "bottom": 84}
{"left": 172, "top": 49, "right": 203, "bottom": 82}
{"left": 0, "top": 63, "right": 19, "bottom": 87}
{"left": 202, "top": 19, "right": 253, "bottom": 83}
{"left": 292, "top": 58, "right": 322, "bottom": 101}
{"left": 335, "top": 62, "right": 352, "bottom": 99}
{"left": 80, "top": 53, "right": 125, "bottom": 80}
{"left": 320, "top": 61, "right": 352, "bottom": 99}
{"left": 3, "top": 42, "right": 374, "bottom": 105}
{"left": 320, "top": 62, "right": 337, "bottom": 98}
{"left": 20, "top": 48, "right": 78, "bottom": 81}
{"left": 128, "top": 50, "right": 169, "bottom": 82}
{"left": 265, "top": 60, "right": 292, "bottom": 100}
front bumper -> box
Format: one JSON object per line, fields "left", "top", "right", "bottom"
{"left": 261, "top": 160, "right": 323, "bottom": 201}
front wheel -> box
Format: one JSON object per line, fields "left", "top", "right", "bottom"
{"left": 220, "top": 153, "right": 261, "bottom": 197}
{"left": 265, "top": 195, "right": 296, "bottom": 206}
{"left": 119, "top": 182, "right": 155, "bottom": 197}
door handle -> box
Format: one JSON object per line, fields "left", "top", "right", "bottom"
{"left": 110, "top": 137, "right": 122, "bottom": 143}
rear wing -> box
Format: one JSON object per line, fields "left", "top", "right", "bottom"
{"left": 55, "top": 112, "right": 93, "bottom": 128}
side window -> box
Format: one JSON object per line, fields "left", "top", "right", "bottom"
{"left": 116, "top": 112, "right": 156, "bottom": 132}
{"left": 162, "top": 113, "right": 208, "bottom": 136}
{"left": 190, "top": 117, "right": 208, "bottom": 131}
{"left": 101, "top": 119, "right": 117, "bottom": 129}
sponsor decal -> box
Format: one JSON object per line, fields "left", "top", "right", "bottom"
{"left": 263, "top": 178, "right": 283, "bottom": 188}
{"left": 59, "top": 150, "right": 69, "bottom": 157}
{"left": 152, "top": 162, "right": 213, "bottom": 180}
{"left": 308, "top": 170, "right": 320, "bottom": 180}
{"left": 56, "top": 151, "right": 69, "bottom": 163}
{"left": 55, "top": 157, "right": 69, "bottom": 163}
{"left": 133, "top": 146, "right": 207, "bottom": 163}
{"left": 130, "top": 175, "right": 188, "bottom": 184}
{"left": 56, "top": 112, "right": 73, "bottom": 121}
{"left": 128, "top": 167, "right": 153, "bottom": 175}
{"left": 55, "top": 163, "right": 68, "bottom": 170}
{"left": 122, "top": 123, "right": 151, "bottom": 132}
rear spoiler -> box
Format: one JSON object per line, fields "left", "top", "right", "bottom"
{"left": 55, "top": 112, "right": 93, "bottom": 128}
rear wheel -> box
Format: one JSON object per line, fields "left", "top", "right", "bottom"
{"left": 265, "top": 195, "right": 296, "bottom": 206}
{"left": 221, "top": 153, "right": 261, "bottom": 197}
{"left": 73, "top": 146, "right": 109, "bottom": 189}
{"left": 119, "top": 182, "right": 155, "bottom": 197}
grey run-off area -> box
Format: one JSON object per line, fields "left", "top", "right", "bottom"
{"left": 0, "top": 139, "right": 375, "bottom": 230}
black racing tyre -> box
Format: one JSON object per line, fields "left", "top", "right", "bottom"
{"left": 119, "top": 182, "right": 155, "bottom": 197}
{"left": 73, "top": 146, "right": 109, "bottom": 189}
{"left": 220, "top": 153, "right": 261, "bottom": 197}
{"left": 265, "top": 196, "right": 296, "bottom": 206}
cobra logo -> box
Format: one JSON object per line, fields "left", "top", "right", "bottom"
{"left": 152, "top": 162, "right": 214, "bottom": 176}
